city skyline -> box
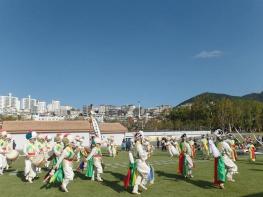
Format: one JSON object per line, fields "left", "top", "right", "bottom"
{"left": 0, "top": 92, "right": 172, "bottom": 110}
{"left": 1, "top": 1, "right": 263, "bottom": 107}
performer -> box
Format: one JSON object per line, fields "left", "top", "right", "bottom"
{"left": 0, "top": 131, "right": 8, "bottom": 175}
{"left": 188, "top": 137, "right": 196, "bottom": 159}
{"left": 143, "top": 137, "right": 154, "bottom": 158}
{"left": 43, "top": 134, "right": 64, "bottom": 186}
{"left": 44, "top": 135, "right": 53, "bottom": 169}
{"left": 110, "top": 137, "right": 117, "bottom": 158}
{"left": 36, "top": 134, "right": 45, "bottom": 173}
{"left": 53, "top": 134, "right": 78, "bottom": 192}
{"left": 171, "top": 137, "right": 181, "bottom": 155}
{"left": 5, "top": 134, "right": 13, "bottom": 170}
{"left": 200, "top": 135, "right": 210, "bottom": 160}
{"left": 107, "top": 138, "right": 113, "bottom": 157}
{"left": 124, "top": 130, "right": 154, "bottom": 195}
{"left": 226, "top": 134, "right": 238, "bottom": 161}
{"left": 248, "top": 141, "right": 256, "bottom": 162}
{"left": 165, "top": 137, "right": 179, "bottom": 158}
{"left": 218, "top": 130, "right": 238, "bottom": 182}
{"left": 178, "top": 134, "right": 194, "bottom": 178}
{"left": 75, "top": 136, "right": 87, "bottom": 172}
{"left": 23, "top": 131, "right": 38, "bottom": 183}
{"left": 208, "top": 133, "right": 225, "bottom": 189}
{"left": 53, "top": 134, "right": 64, "bottom": 165}
{"left": 86, "top": 137, "right": 104, "bottom": 182}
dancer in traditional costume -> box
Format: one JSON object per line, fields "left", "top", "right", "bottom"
{"left": 171, "top": 137, "right": 180, "bottom": 154}
{"left": 188, "top": 137, "right": 196, "bottom": 159}
{"left": 23, "top": 131, "right": 38, "bottom": 183}
{"left": 0, "top": 131, "right": 8, "bottom": 175}
{"left": 44, "top": 135, "right": 53, "bottom": 169}
{"left": 36, "top": 134, "right": 45, "bottom": 173}
{"left": 178, "top": 134, "right": 194, "bottom": 178}
{"left": 5, "top": 134, "right": 13, "bottom": 170}
{"left": 214, "top": 129, "right": 238, "bottom": 185}
{"left": 76, "top": 136, "right": 88, "bottom": 172}
{"left": 143, "top": 138, "right": 154, "bottom": 158}
{"left": 225, "top": 134, "right": 238, "bottom": 161}
{"left": 53, "top": 134, "right": 64, "bottom": 162}
{"left": 108, "top": 136, "right": 117, "bottom": 158}
{"left": 124, "top": 130, "right": 154, "bottom": 195}
{"left": 86, "top": 137, "right": 104, "bottom": 182}
{"left": 208, "top": 133, "right": 226, "bottom": 189}
{"left": 53, "top": 134, "right": 78, "bottom": 192}
{"left": 248, "top": 142, "right": 256, "bottom": 162}
{"left": 165, "top": 137, "right": 179, "bottom": 158}
{"left": 200, "top": 135, "right": 210, "bottom": 160}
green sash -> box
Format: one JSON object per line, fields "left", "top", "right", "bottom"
{"left": 217, "top": 156, "right": 226, "bottom": 182}
{"left": 85, "top": 157, "right": 94, "bottom": 177}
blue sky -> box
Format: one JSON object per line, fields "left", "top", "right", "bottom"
{"left": 0, "top": 0, "right": 263, "bottom": 107}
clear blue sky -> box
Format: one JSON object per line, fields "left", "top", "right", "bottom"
{"left": 0, "top": 0, "right": 263, "bottom": 108}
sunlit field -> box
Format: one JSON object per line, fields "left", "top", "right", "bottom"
{"left": 0, "top": 150, "right": 262, "bottom": 197}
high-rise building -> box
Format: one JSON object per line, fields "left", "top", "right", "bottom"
{"left": 37, "top": 101, "right": 47, "bottom": 114}
{"left": 21, "top": 95, "right": 37, "bottom": 112}
{"left": 0, "top": 93, "right": 20, "bottom": 113}
{"left": 52, "top": 100, "right": 60, "bottom": 111}
{"left": 59, "top": 105, "right": 72, "bottom": 116}
{"left": 47, "top": 100, "right": 61, "bottom": 113}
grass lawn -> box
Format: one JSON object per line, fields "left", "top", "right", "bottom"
{"left": 0, "top": 150, "right": 262, "bottom": 197}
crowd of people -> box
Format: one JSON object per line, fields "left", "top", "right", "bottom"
{"left": 0, "top": 128, "right": 260, "bottom": 194}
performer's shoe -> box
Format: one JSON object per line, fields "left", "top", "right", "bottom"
{"left": 96, "top": 177, "right": 103, "bottom": 182}
{"left": 28, "top": 178, "right": 33, "bottom": 183}
{"left": 228, "top": 179, "right": 235, "bottom": 182}
{"left": 139, "top": 184, "right": 147, "bottom": 190}
{"left": 61, "top": 185, "right": 69, "bottom": 192}
{"left": 219, "top": 183, "right": 224, "bottom": 189}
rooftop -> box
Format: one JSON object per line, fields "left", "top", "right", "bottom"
{"left": 1, "top": 120, "right": 128, "bottom": 134}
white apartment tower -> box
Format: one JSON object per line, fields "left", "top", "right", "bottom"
{"left": 21, "top": 95, "right": 37, "bottom": 112}
{"left": 37, "top": 101, "right": 47, "bottom": 114}
{"left": 0, "top": 93, "right": 20, "bottom": 113}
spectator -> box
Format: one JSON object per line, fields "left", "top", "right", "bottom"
{"left": 157, "top": 137, "right": 160, "bottom": 149}
{"left": 13, "top": 140, "right": 16, "bottom": 150}
{"left": 121, "top": 139, "right": 126, "bottom": 151}
{"left": 126, "top": 138, "right": 131, "bottom": 151}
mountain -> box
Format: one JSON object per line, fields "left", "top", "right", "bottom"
{"left": 178, "top": 91, "right": 263, "bottom": 107}
{"left": 242, "top": 91, "right": 263, "bottom": 102}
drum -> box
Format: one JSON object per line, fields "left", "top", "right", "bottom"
{"left": 80, "top": 147, "right": 91, "bottom": 158}
{"left": 31, "top": 154, "right": 45, "bottom": 167}
{"left": 6, "top": 150, "right": 19, "bottom": 161}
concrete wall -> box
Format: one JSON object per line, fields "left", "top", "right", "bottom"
{"left": 125, "top": 130, "right": 211, "bottom": 141}
{"left": 101, "top": 133, "right": 125, "bottom": 146}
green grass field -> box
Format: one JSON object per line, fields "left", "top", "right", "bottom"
{"left": 0, "top": 150, "right": 262, "bottom": 197}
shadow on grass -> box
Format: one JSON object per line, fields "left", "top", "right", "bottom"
{"left": 4, "top": 168, "right": 17, "bottom": 172}
{"left": 155, "top": 170, "right": 183, "bottom": 181}
{"left": 185, "top": 179, "right": 214, "bottom": 189}
{"left": 40, "top": 181, "right": 61, "bottom": 190}
{"left": 241, "top": 193, "right": 263, "bottom": 197}
{"left": 155, "top": 170, "right": 214, "bottom": 189}
{"left": 102, "top": 171, "right": 128, "bottom": 194}
{"left": 74, "top": 171, "right": 90, "bottom": 180}
{"left": 104, "top": 171, "right": 124, "bottom": 180}
{"left": 252, "top": 162, "right": 263, "bottom": 165}
{"left": 16, "top": 170, "right": 27, "bottom": 182}
{"left": 102, "top": 179, "right": 124, "bottom": 193}
{"left": 249, "top": 169, "right": 263, "bottom": 172}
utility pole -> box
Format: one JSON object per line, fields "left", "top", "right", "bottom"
{"left": 138, "top": 101, "right": 141, "bottom": 119}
